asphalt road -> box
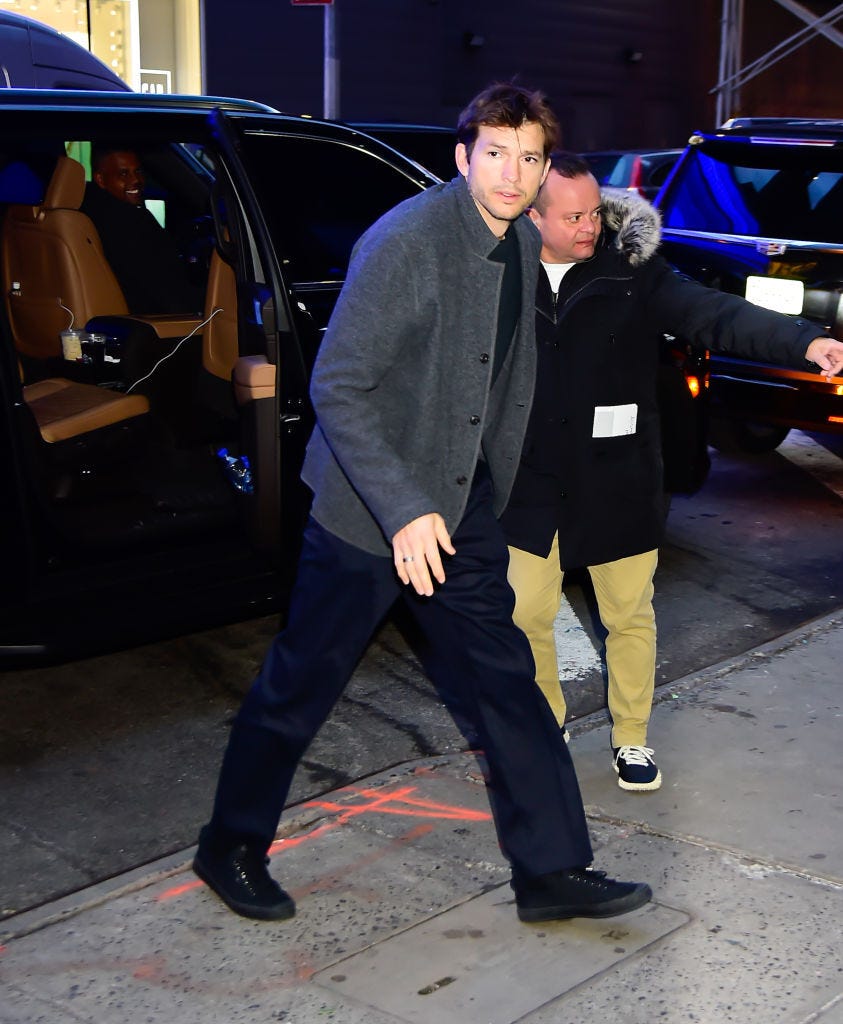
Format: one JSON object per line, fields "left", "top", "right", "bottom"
{"left": 1, "top": 430, "right": 842, "bottom": 921}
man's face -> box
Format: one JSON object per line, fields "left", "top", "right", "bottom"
{"left": 455, "top": 122, "right": 550, "bottom": 237}
{"left": 94, "top": 151, "right": 145, "bottom": 206}
{"left": 528, "top": 171, "right": 602, "bottom": 263}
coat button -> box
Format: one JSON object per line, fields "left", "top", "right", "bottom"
{"left": 479, "top": 353, "right": 490, "bottom": 363}
{"left": 456, "top": 475, "right": 468, "bottom": 485}
{"left": 469, "top": 415, "right": 480, "bottom": 425}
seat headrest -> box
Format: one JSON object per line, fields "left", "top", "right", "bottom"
{"left": 0, "top": 160, "right": 45, "bottom": 205}
{"left": 43, "top": 156, "right": 86, "bottom": 212}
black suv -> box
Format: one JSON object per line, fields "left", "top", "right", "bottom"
{"left": 348, "top": 123, "right": 456, "bottom": 181}
{"left": 0, "top": 90, "right": 437, "bottom": 660}
{"left": 656, "top": 117, "right": 843, "bottom": 452}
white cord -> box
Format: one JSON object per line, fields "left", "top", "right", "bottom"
{"left": 58, "top": 298, "right": 75, "bottom": 331}
{"left": 125, "top": 307, "right": 224, "bottom": 393}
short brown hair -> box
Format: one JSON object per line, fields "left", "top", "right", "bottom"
{"left": 532, "top": 151, "right": 594, "bottom": 214}
{"left": 456, "top": 82, "right": 559, "bottom": 159}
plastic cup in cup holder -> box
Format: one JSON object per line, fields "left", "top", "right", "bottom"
{"left": 60, "top": 329, "right": 83, "bottom": 361}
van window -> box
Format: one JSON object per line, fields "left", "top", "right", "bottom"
{"left": 237, "top": 133, "right": 425, "bottom": 283}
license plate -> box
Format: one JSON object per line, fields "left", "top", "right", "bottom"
{"left": 745, "top": 275, "right": 804, "bottom": 315}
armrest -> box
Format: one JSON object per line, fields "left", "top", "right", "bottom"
{"left": 233, "top": 355, "right": 276, "bottom": 405}
{"left": 123, "top": 314, "right": 204, "bottom": 339}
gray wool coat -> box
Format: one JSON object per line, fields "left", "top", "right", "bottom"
{"left": 301, "top": 175, "right": 542, "bottom": 556}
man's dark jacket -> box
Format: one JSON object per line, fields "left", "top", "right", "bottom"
{"left": 81, "top": 184, "right": 202, "bottom": 314}
{"left": 500, "top": 190, "right": 821, "bottom": 569}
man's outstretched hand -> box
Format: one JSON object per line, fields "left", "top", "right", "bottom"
{"left": 806, "top": 337, "right": 843, "bottom": 378}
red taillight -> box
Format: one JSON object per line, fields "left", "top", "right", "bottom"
{"left": 628, "top": 155, "right": 644, "bottom": 197}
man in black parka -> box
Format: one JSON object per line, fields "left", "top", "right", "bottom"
{"left": 501, "top": 152, "right": 843, "bottom": 792}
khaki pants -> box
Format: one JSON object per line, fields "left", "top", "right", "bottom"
{"left": 507, "top": 537, "right": 658, "bottom": 748}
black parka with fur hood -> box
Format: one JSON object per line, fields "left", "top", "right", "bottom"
{"left": 500, "top": 190, "right": 822, "bottom": 568}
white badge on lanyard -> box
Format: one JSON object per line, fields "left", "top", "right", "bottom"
{"left": 592, "top": 403, "right": 638, "bottom": 438}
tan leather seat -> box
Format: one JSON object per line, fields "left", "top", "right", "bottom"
{"left": 2, "top": 156, "right": 128, "bottom": 360}
{"left": 202, "top": 246, "right": 239, "bottom": 382}
{"left": 4, "top": 155, "right": 236, "bottom": 435}
{"left": 22, "top": 377, "right": 150, "bottom": 443}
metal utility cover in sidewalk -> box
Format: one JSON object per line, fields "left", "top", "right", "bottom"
{"left": 313, "top": 887, "right": 689, "bottom": 1023}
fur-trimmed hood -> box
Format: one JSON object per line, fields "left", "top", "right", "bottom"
{"left": 600, "top": 188, "right": 662, "bottom": 267}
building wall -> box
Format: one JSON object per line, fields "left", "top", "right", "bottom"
{"left": 140, "top": 0, "right": 176, "bottom": 84}
{"left": 138, "top": 0, "right": 201, "bottom": 93}
{"left": 725, "top": 0, "right": 843, "bottom": 119}
{"left": 202, "top": 0, "right": 721, "bottom": 149}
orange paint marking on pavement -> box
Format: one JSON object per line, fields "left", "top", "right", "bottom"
{"left": 293, "top": 822, "right": 436, "bottom": 902}
{"left": 268, "top": 820, "right": 343, "bottom": 853}
{"left": 289, "top": 948, "right": 318, "bottom": 983}
{"left": 131, "top": 957, "right": 170, "bottom": 981}
{"left": 158, "top": 782, "right": 488, "bottom": 903}
{"left": 302, "top": 783, "right": 492, "bottom": 824}
{"left": 157, "top": 877, "right": 203, "bottom": 900}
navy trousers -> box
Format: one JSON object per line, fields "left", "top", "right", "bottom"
{"left": 205, "top": 468, "right": 593, "bottom": 878}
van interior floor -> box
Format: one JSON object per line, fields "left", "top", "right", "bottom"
{"left": 38, "top": 438, "right": 242, "bottom": 554}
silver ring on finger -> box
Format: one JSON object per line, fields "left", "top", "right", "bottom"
{"left": 402, "top": 556, "right": 414, "bottom": 563}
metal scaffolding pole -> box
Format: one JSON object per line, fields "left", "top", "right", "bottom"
{"left": 716, "top": 0, "right": 745, "bottom": 125}
{"left": 713, "top": 0, "right": 843, "bottom": 125}
{"left": 323, "top": 2, "right": 339, "bottom": 120}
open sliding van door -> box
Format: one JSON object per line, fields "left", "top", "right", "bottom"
{"left": 209, "top": 109, "right": 436, "bottom": 578}
{"left": 205, "top": 110, "right": 314, "bottom": 581}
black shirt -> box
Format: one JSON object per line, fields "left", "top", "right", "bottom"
{"left": 488, "top": 229, "right": 521, "bottom": 382}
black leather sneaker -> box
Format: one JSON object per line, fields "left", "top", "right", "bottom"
{"left": 512, "top": 867, "right": 652, "bottom": 922}
{"left": 193, "top": 838, "right": 295, "bottom": 921}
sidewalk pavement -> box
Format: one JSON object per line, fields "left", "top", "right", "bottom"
{"left": 1, "top": 612, "right": 841, "bottom": 1024}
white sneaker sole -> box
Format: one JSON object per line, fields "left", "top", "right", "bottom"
{"left": 615, "top": 768, "right": 662, "bottom": 792}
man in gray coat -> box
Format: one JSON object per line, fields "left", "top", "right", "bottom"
{"left": 193, "top": 83, "right": 652, "bottom": 925}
